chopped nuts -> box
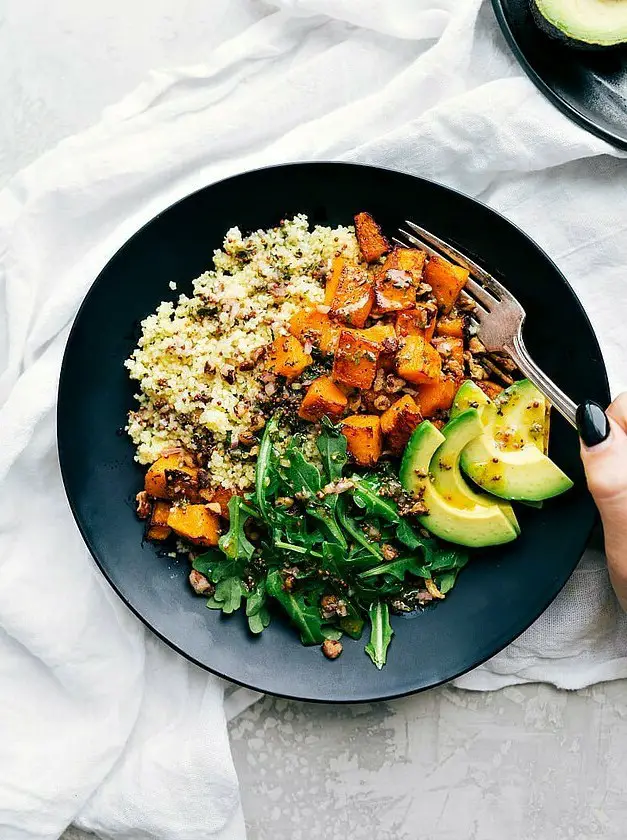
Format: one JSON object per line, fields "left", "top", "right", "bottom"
{"left": 381, "top": 543, "right": 400, "bottom": 561}
{"left": 320, "top": 595, "right": 348, "bottom": 619}
{"left": 189, "top": 569, "right": 214, "bottom": 596}
{"left": 373, "top": 394, "right": 392, "bottom": 412}
{"left": 321, "top": 639, "right": 343, "bottom": 660}
{"left": 135, "top": 491, "right": 152, "bottom": 520}
{"left": 276, "top": 496, "right": 295, "bottom": 508}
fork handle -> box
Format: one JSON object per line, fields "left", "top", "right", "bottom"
{"left": 507, "top": 332, "right": 578, "bottom": 429}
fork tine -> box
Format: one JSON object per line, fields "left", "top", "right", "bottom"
{"left": 404, "top": 220, "right": 516, "bottom": 302}
{"left": 464, "top": 275, "right": 498, "bottom": 311}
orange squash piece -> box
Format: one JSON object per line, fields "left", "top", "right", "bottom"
{"left": 167, "top": 505, "right": 221, "bottom": 547}
{"left": 325, "top": 256, "right": 346, "bottom": 306}
{"left": 395, "top": 304, "right": 437, "bottom": 342}
{"left": 266, "top": 334, "right": 312, "bottom": 380}
{"left": 417, "top": 379, "right": 457, "bottom": 418}
{"left": 354, "top": 212, "right": 390, "bottom": 264}
{"left": 145, "top": 452, "right": 198, "bottom": 500}
{"left": 435, "top": 316, "right": 465, "bottom": 339}
{"left": 299, "top": 376, "right": 348, "bottom": 422}
{"left": 329, "top": 265, "right": 374, "bottom": 328}
{"left": 147, "top": 500, "right": 172, "bottom": 541}
{"left": 289, "top": 307, "right": 330, "bottom": 341}
{"left": 396, "top": 334, "right": 442, "bottom": 385}
{"left": 373, "top": 248, "right": 425, "bottom": 314}
{"left": 332, "top": 329, "right": 380, "bottom": 390}
{"left": 340, "top": 415, "right": 383, "bottom": 466}
{"left": 380, "top": 395, "right": 423, "bottom": 454}
{"left": 424, "top": 255, "right": 468, "bottom": 314}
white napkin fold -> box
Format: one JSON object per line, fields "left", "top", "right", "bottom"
{"left": 2, "top": 1, "right": 627, "bottom": 838}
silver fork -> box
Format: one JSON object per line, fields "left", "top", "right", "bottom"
{"left": 396, "top": 220, "right": 578, "bottom": 428}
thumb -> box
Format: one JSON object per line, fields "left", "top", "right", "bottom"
{"left": 578, "top": 394, "right": 627, "bottom": 610}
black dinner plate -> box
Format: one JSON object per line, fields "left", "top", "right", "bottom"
{"left": 492, "top": 0, "right": 627, "bottom": 150}
{"left": 58, "top": 162, "right": 609, "bottom": 703}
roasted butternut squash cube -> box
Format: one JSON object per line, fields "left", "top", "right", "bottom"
{"left": 340, "top": 415, "right": 382, "bottom": 466}
{"left": 290, "top": 307, "right": 340, "bottom": 356}
{"left": 424, "top": 255, "right": 468, "bottom": 314}
{"left": 147, "top": 500, "right": 172, "bottom": 541}
{"left": 380, "top": 395, "right": 423, "bottom": 454}
{"left": 435, "top": 316, "right": 465, "bottom": 339}
{"left": 329, "top": 265, "right": 374, "bottom": 328}
{"left": 289, "top": 307, "right": 330, "bottom": 341}
{"left": 417, "top": 379, "right": 457, "bottom": 417}
{"left": 358, "top": 323, "right": 397, "bottom": 347}
{"left": 325, "top": 256, "right": 346, "bottom": 306}
{"left": 395, "top": 304, "right": 437, "bottom": 341}
{"left": 145, "top": 452, "right": 198, "bottom": 500}
{"left": 373, "top": 248, "right": 425, "bottom": 314}
{"left": 299, "top": 376, "right": 348, "bottom": 422}
{"left": 167, "top": 504, "right": 221, "bottom": 547}
{"left": 354, "top": 212, "right": 390, "bottom": 264}
{"left": 332, "top": 329, "right": 380, "bottom": 390}
{"left": 396, "top": 334, "right": 442, "bottom": 385}
{"left": 266, "top": 334, "right": 312, "bottom": 380}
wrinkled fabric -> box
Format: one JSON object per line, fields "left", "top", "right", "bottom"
{"left": 2, "top": 1, "right": 627, "bottom": 838}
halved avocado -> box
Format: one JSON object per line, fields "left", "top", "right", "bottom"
{"left": 493, "top": 379, "right": 547, "bottom": 453}
{"left": 532, "top": 0, "right": 627, "bottom": 48}
{"left": 432, "top": 409, "right": 521, "bottom": 535}
{"left": 400, "top": 421, "right": 519, "bottom": 548}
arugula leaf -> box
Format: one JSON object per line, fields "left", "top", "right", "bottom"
{"left": 365, "top": 601, "right": 394, "bottom": 670}
{"left": 206, "top": 577, "right": 245, "bottom": 614}
{"left": 336, "top": 497, "right": 383, "bottom": 561}
{"left": 246, "top": 580, "right": 271, "bottom": 634}
{"left": 266, "top": 569, "right": 326, "bottom": 645}
{"left": 217, "top": 496, "right": 255, "bottom": 568}
{"left": 358, "top": 557, "right": 431, "bottom": 582}
{"left": 317, "top": 421, "right": 348, "bottom": 483}
{"left": 191, "top": 550, "right": 222, "bottom": 578}
{"left": 434, "top": 570, "right": 459, "bottom": 595}
{"left": 339, "top": 614, "right": 365, "bottom": 640}
{"left": 321, "top": 626, "right": 343, "bottom": 641}
{"left": 255, "top": 415, "right": 279, "bottom": 524}
{"left": 396, "top": 519, "right": 426, "bottom": 551}
{"left": 350, "top": 477, "right": 400, "bottom": 523}
{"left": 428, "top": 547, "right": 469, "bottom": 573}
{"left": 282, "top": 447, "right": 322, "bottom": 498}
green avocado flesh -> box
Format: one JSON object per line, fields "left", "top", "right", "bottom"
{"left": 454, "top": 380, "right": 573, "bottom": 502}
{"left": 431, "top": 410, "right": 521, "bottom": 535}
{"left": 400, "top": 421, "right": 519, "bottom": 548}
{"left": 532, "top": 0, "right": 627, "bottom": 47}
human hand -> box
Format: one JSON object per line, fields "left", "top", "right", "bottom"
{"left": 578, "top": 396, "right": 627, "bottom": 611}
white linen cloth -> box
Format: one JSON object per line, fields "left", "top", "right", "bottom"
{"left": 2, "top": 1, "right": 627, "bottom": 837}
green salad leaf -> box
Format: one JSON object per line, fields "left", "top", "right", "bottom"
{"left": 266, "top": 569, "right": 327, "bottom": 645}
{"left": 207, "top": 577, "right": 246, "bottom": 614}
{"left": 365, "top": 601, "right": 394, "bottom": 670}
{"left": 245, "top": 580, "right": 271, "bottom": 634}
{"left": 358, "top": 556, "right": 431, "bottom": 582}
{"left": 317, "top": 419, "right": 348, "bottom": 483}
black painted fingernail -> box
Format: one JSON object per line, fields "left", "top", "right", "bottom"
{"left": 576, "top": 400, "right": 610, "bottom": 448}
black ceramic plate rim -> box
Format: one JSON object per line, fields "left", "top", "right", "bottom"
{"left": 491, "top": 0, "right": 627, "bottom": 151}
{"left": 58, "top": 160, "right": 608, "bottom": 703}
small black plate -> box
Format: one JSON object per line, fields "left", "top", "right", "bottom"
{"left": 58, "top": 162, "right": 609, "bottom": 703}
{"left": 493, "top": 0, "right": 627, "bottom": 149}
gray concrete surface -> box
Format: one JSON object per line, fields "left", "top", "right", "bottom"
{"left": 2, "top": 3, "right": 625, "bottom": 838}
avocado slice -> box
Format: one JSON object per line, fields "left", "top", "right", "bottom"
{"left": 432, "top": 409, "right": 520, "bottom": 535}
{"left": 400, "top": 421, "right": 519, "bottom": 548}
{"left": 450, "top": 380, "right": 494, "bottom": 423}
{"left": 531, "top": 0, "right": 627, "bottom": 48}
{"left": 457, "top": 380, "right": 573, "bottom": 502}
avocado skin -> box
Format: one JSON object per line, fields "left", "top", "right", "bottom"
{"left": 530, "top": 0, "right": 627, "bottom": 50}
